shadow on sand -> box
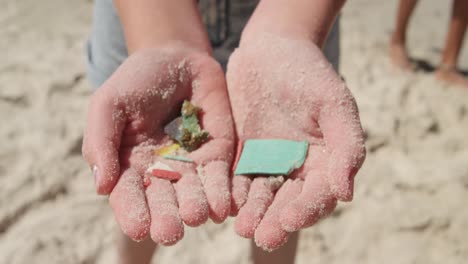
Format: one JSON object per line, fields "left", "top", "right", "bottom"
{"left": 411, "top": 57, "right": 468, "bottom": 76}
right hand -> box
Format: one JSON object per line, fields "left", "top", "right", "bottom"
{"left": 82, "top": 46, "right": 235, "bottom": 245}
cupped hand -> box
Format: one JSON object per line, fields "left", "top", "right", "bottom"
{"left": 82, "top": 46, "right": 234, "bottom": 245}
{"left": 226, "top": 34, "right": 366, "bottom": 251}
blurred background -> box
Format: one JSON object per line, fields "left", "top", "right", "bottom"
{"left": 0, "top": 0, "right": 467, "bottom": 263}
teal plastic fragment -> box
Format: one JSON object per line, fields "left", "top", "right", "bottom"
{"left": 182, "top": 114, "right": 201, "bottom": 134}
{"left": 163, "top": 155, "right": 194, "bottom": 163}
{"left": 234, "top": 139, "right": 309, "bottom": 176}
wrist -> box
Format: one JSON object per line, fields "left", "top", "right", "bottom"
{"left": 129, "top": 37, "right": 211, "bottom": 56}
{"left": 242, "top": 16, "right": 318, "bottom": 47}
{"left": 116, "top": 0, "right": 212, "bottom": 54}
{"left": 241, "top": 0, "right": 345, "bottom": 47}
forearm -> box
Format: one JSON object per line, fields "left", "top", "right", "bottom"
{"left": 242, "top": 0, "right": 346, "bottom": 47}
{"left": 115, "top": 0, "right": 211, "bottom": 54}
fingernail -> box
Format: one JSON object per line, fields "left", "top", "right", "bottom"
{"left": 93, "top": 165, "right": 99, "bottom": 186}
{"left": 267, "top": 175, "right": 285, "bottom": 191}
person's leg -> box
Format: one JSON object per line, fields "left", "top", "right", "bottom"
{"left": 252, "top": 232, "right": 299, "bottom": 264}
{"left": 435, "top": 0, "right": 468, "bottom": 88}
{"left": 324, "top": 15, "right": 341, "bottom": 72}
{"left": 87, "top": 0, "right": 128, "bottom": 88}
{"left": 389, "top": 0, "right": 419, "bottom": 70}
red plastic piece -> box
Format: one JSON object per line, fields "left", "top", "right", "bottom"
{"left": 143, "top": 177, "right": 151, "bottom": 188}
{"left": 231, "top": 140, "right": 244, "bottom": 174}
{"left": 151, "top": 169, "right": 182, "bottom": 181}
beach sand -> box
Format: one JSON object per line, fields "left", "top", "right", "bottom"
{"left": 1, "top": 0, "right": 467, "bottom": 263}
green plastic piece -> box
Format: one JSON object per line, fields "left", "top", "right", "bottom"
{"left": 234, "top": 139, "right": 309, "bottom": 176}
{"left": 164, "top": 101, "right": 210, "bottom": 152}
{"left": 182, "top": 114, "right": 200, "bottom": 134}
{"left": 163, "top": 155, "right": 194, "bottom": 163}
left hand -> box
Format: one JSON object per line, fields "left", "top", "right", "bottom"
{"left": 226, "top": 33, "right": 366, "bottom": 251}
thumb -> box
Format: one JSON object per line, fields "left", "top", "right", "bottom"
{"left": 82, "top": 88, "right": 126, "bottom": 195}
{"left": 318, "top": 90, "right": 366, "bottom": 201}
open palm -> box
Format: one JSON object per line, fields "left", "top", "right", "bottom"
{"left": 82, "top": 47, "right": 234, "bottom": 245}
{"left": 226, "top": 34, "right": 366, "bottom": 251}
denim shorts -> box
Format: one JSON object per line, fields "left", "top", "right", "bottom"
{"left": 86, "top": 0, "right": 340, "bottom": 88}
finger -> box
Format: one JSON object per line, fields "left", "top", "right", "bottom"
{"left": 174, "top": 172, "right": 209, "bottom": 227}
{"left": 319, "top": 88, "right": 366, "bottom": 201}
{"left": 189, "top": 58, "right": 235, "bottom": 167}
{"left": 254, "top": 179, "right": 303, "bottom": 251}
{"left": 234, "top": 177, "right": 275, "bottom": 238}
{"left": 146, "top": 177, "right": 184, "bottom": 246}
{"left": 109, "top": 168, "right": 150, "bottom": 241}
{"left": 280, "top": 172, "right": 337, "bottom": 232}
{"left": 187, "top": 60, "right": 235, "bottom": 224}
{"left": 200, "top": 161, "right": 231, "bottom": 223}
{"left": 82, "top": 88, "right": 126, "bottom": 195}
{"left": 190, "top": 57, "right": 235, "bottom": 144}
{"left": 230, "top": 175, "right": 252, "bottom": 216}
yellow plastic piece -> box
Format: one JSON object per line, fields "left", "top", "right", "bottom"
{"left": 155, "top": 144, "right": 180, "bottom": 156}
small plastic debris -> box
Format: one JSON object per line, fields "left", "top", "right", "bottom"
{"left": 164, "top": 100, "right": 209, "bottom": 152}
{"left": 163, "top": 155, "right": 194, "bottom": 163}
{"left": 155, "top": 143, "right": 193, "bottom": 163}
{"left": 234, "top": 139, "right": 309, "bottom": 176}
{"left": 164, "top": 117, "right": 183, "bottom": 142}
{"left": 152, "top": 169, "right": 182, "bottom": 181}
{"left": 143, "top": 176, "right": 151, "bottom": 188}
{"left": 155, "top": 143, "right": 180, "bottom": 156}
{"left": 147, "top": 161, "right": 182, "bottom": 181}
{"left": 147, "top": 161, "right": 174, "bottom": 173}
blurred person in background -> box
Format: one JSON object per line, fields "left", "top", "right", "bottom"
{"left": 389, "top": 0, "right": 468, "bottom": 88}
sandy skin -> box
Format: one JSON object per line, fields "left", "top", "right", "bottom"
{"left": 82, "top": 46, "right": 235, "bottom": 245}
{"left": 227, "top": 33, "right": 366, "bottom": 251}
{"left": 3, "top": 1, "right": 468, "bottom": 263}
